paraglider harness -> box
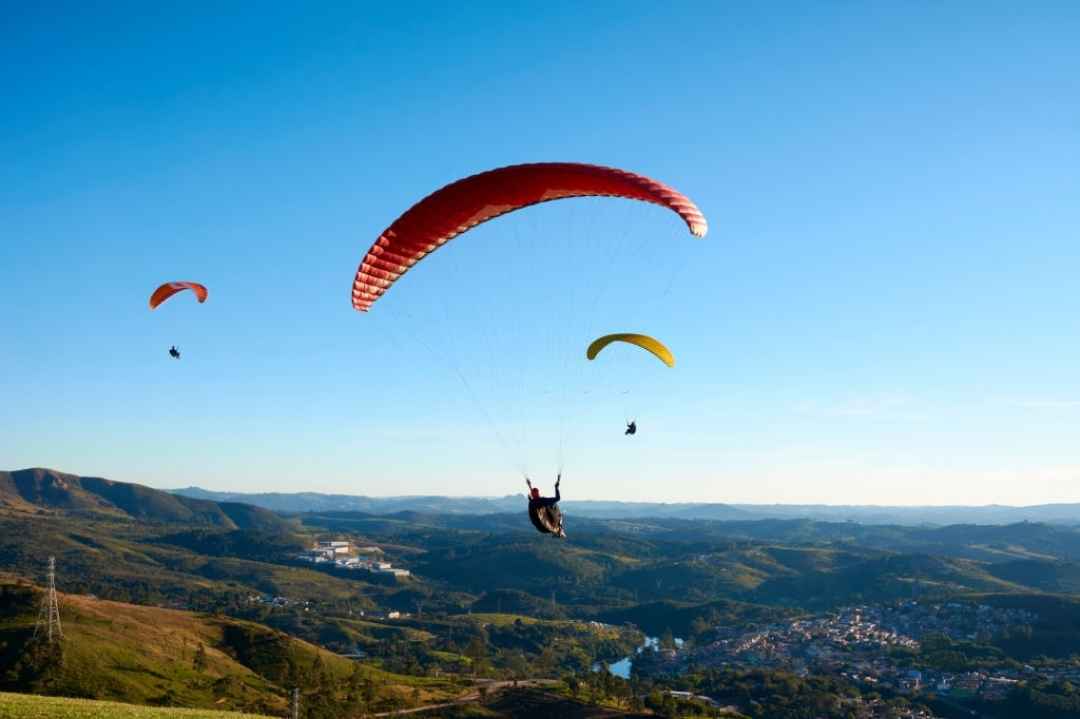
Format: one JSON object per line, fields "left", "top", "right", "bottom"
{"left": 169, "top": 346, "right": 181, "bottom": 359}
{"left": 527, "top": 476, "right": 565, "bottom": 538}
{"left": 625, "top": 421, "right": 636, "bottom": 435}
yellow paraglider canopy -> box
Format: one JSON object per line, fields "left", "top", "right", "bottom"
{"left": 585, "top": 333, "right": 675, "bottom": 368}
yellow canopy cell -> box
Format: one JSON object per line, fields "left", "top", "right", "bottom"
{"left": 585, "top": 333, "right": 675, "bottom": 368}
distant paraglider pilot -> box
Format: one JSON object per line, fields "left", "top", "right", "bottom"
{"left": 625, "top": 421, "right": 637, "bottom": 436}
{"left": 169, "top": 346, "right": 181, "bottom": 359}
{"left": 526, "top": 475, "right": 565, "bottom": 538}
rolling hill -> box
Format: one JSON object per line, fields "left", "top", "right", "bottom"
{"left": 9, "top": 466, "right": 1080, "bottom": 626}
{"left": 0, "top": 581, "right": 460, "bottom": 715}
{"left": 0, "top": 469, "right": 290, "bottom": 532}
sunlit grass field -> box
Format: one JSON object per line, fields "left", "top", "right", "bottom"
{"left": 0, "top": 692, "right": 271, "bottom": 718}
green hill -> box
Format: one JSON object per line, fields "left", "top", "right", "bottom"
{"left": 609, "top": 558, "right": 765, "bottom": 602}
{"left": 983, "top": 559, "right": 1080, "bottom": 593}
{"left": 599, "top": 598, "right": 793, "bottom": 637}
{"left": 749, "top": 553, "right": 1021, "bottom": 608}
{"left": 0, "top": 583, "right": 460, "bottom": 716}
{"left": 0, "top": 469, "right": 290, "bottom": 532}
{"left": 978, "top": 593, "right": 1080, "bottom": 659}
{"left": 418, "top": 540, "right": 619, "bottom": 596}
{"left": 0, "top": 515, "right": 389, "bottom": 615}
{"left": 470, "top": 589, "right": 561, "bottom": 617}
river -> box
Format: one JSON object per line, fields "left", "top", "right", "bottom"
{"left": 600, "top": 636, "right": 684, "bottom": 679}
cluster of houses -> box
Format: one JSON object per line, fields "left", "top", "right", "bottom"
{"left": 697, "top": 607, "right": 921, "bottom": 671}
{"left": 873, "top": 600, "right": 1037, "bottom": 644}
{"left": 297, "top": 540, "right": 411, "bottom": 578}
{"left": 838, "top": 664, "right": 1024, "bottom": 700}
{"left": 675, "top": 600, "right": 1057, "bottom": 704}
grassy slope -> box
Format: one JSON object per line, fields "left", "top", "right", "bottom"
{"left": 747, "top": 554, "right": 1029, "bottom": 608}
{"left": 44, "top": 593, "right": 285, "bottom": 712}
{"left": 0, "top": 588, "right": 461, "bottom": 715}
{"left": 0, "top": 691, "right": 271, "bottom": 718}
{"left": 0, "top": 469, "right": 292, "bottom": 533}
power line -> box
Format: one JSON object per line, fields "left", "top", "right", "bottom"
{"left": 33, "top": 556, "right": 63, "bottom": 643}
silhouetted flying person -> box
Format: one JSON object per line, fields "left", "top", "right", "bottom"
{"left": 526, "top": 474, "right": 565, "bottom": 538}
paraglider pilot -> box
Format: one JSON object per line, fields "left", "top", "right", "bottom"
{"left": 527, "top": 475, "right": 560, "bottom": 508}
{"left": 526, "top": 474, "right": 565, "bottom": 538}
{"left": 169, "top": 346, "right": 181, "bottom": 360}
{"left": 625, "top": 421, "right": 637, "bottom": 436}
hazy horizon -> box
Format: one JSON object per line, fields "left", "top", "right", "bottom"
{"left": 171, "top": 482, "right": 1080, "bottom": 510}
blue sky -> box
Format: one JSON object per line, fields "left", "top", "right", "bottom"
{"left": 3, "top": 2, "right": 1079, "bottom": 504}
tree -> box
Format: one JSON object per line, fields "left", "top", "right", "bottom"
{"left": 362, "top": 675, "right": 377, "bottom": 707}
{"left": 8, "top": 637, "right": 65, "bottom": 694}
{"left": 536, "top": 646, "right": 558, "bottom": 676}
{"left": 349, "top": 662, "right": 364, "bottom": 693}
{"left": 193, "top": 643, "right": 208, "bottom": 673}
{"left": 506, "top": 650, "right": 528, "bottom": 679}
{"left": 465, "top": 636, "right": 488, "bottom": 677}
{"left": 310, "top": 653, "right": 333, "bottom": 691}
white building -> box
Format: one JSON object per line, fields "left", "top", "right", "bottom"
{"left": 317, "top": 540, "right": 352, "bottom": 556}
{"left": 376, "top": 567, "right": 411, "bottom": 577}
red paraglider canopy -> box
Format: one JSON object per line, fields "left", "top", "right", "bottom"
{"left": 351, "top": 162, "right": 708, "bottom": 312}
{"left": 149, "top": 282, "right": 208, "bottom": 310}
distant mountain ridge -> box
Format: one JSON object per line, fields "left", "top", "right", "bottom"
{"left": 0, "top": 468, "right": 290, "bottom": 531}
{"left": 173, "top": 486, "right": 530, "bottom": 515}
{"left": 8, "top": 468, "right": 1079, "bottom": 528}
{"left": 172, "top": 486, "right": 1080, "bottom": 526}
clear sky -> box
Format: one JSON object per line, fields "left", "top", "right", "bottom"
{"left": 3, "top": 2, "right": 1079, "bottom": 504}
